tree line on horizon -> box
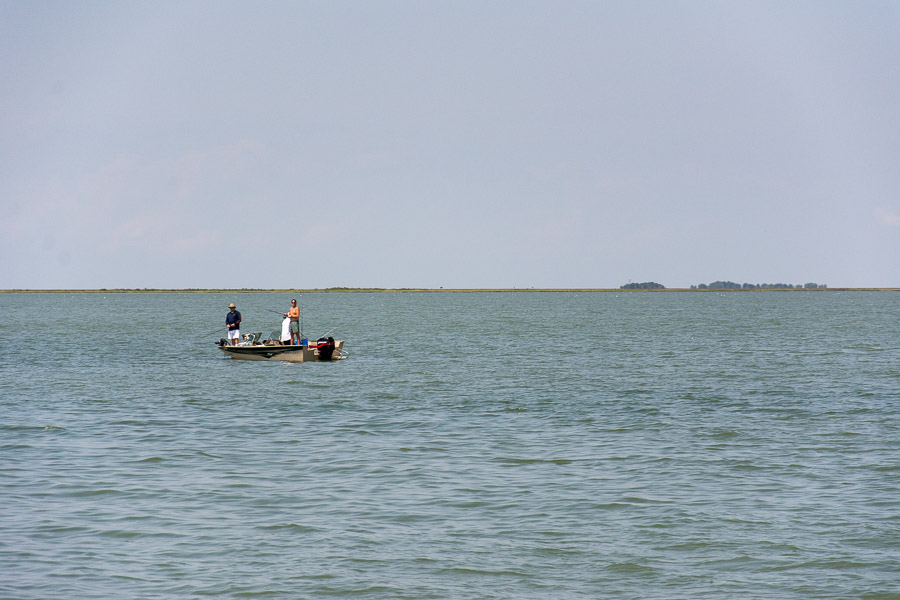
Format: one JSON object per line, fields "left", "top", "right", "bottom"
{"left": 691, "top": 281, "right": 826, "bottom": 289}
{"left": 620, "top": 281, "right": 827, "bottom": 290}
{"left": 620, "top": 282, "right": 666, "bottom": 289}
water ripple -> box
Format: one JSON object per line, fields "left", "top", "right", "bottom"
{"left": 1, "top": 291, "right": 898, "bottom": 599}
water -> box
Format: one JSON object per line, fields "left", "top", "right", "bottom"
{"left": 1, "top": 291, "right": 898, "bottom": 599}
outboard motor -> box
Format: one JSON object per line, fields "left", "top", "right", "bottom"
{"left": 316, "top": 336, "right": 336, "bottom": 361}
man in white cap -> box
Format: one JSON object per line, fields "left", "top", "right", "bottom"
{"left": 225, "top": 303, "right": 242, "bottom": 345}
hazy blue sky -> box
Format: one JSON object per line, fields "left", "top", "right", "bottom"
{"left": 2, "top": 1, "right": 898, "bottom": 289}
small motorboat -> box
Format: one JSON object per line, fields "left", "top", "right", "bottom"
{"left": 217, "top": 331, "right": 348, "bottom": 362}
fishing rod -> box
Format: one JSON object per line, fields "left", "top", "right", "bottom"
{"left": 318, "top": 326, "right": 338, "bottom": 339}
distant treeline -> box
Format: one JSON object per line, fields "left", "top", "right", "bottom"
{"left": 621, "top": 282, "right": 666, "bottom": 289}
{"left": 691, "top": 281, "right": 826, "bottom": 289}
{"left": 619, "top": 281, "right": 829, "bottom": 290}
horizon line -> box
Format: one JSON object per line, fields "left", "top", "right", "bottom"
{"left": 2, "top": 287, "right": 898, "bottom": 294}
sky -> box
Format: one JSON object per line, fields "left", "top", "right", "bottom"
{"left": 1, "top": 0, "right": 898, "bottom": 289}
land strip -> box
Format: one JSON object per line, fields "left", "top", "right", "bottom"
{"left": 2, "top": 288, "right": 898, "bottom": 294}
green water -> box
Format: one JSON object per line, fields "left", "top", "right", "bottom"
{"left": 1, "top": 291, "right": 898, "bottom": 599}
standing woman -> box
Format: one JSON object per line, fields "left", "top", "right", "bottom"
{"left": 285, "top": 299, "right": 301, "bottom": 345}
{"left": 226, "top": 303, "right": 242, "bottom": 345}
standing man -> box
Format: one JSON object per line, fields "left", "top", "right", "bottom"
{"left": 284, "top": 299, "right": 301, "bottom": 345}
{"left": 226, "top": 303, "right": 242, "bottom": 345}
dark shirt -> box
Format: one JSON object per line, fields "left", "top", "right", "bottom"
{"left": 226, "top": 310, "right": 241, "bottom": 330}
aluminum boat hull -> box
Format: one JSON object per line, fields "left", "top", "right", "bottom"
{"left": 219, "top": 340, "right": 345, "bottom": 362}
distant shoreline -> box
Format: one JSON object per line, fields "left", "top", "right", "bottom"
{"left": 2, "top": 288, "right": 898, "bottom": 294}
